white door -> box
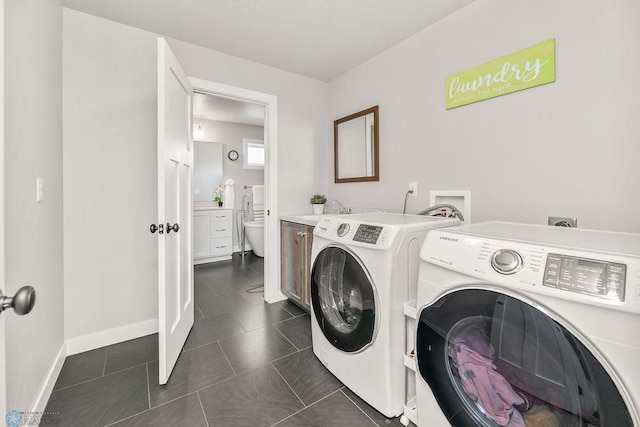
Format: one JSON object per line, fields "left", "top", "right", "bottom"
{"left": 156, "top": 38, "right": 194, "bottom": 385}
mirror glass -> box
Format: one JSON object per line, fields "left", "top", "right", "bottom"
{"left": 193, "top": 141, "right": 224, "bottom": 202}
{"left": 334, "top": 105, "right": 379, "bottom": 183}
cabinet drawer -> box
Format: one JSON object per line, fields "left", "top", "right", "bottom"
{"left": 210, "top": 210, "right": 232, "bottom": 222}
{"left": 210, "top": 237, "right": 232, "bottom": 256}
{"left": 210, "top": 221, "right": 232, "bottom": 238}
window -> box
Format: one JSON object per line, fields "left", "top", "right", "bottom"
{"left": 243, "top": 138, "right": 264, "bottom": 170}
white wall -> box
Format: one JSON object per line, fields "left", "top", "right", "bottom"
{"left": 63, "top": 9, "right": 159, "bottom": 344}
{"left": 328, "top": 0, "right": 640, "bottom": 233}
{"left": 5, "top": 0, "right": 64, "bottom": 411}
{"left": 63, "top": 8, "right": 329, "bottom": 343}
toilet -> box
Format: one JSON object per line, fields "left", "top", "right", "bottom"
{"left": 244, "top": 220, "right": 264, "bottom": 257}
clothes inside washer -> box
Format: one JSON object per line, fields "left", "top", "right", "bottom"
{"left": 451, "top": 343, "right": 525, "bottom": 427}
{"left": 522, "top": 405, "right": 561, "bottom": 427}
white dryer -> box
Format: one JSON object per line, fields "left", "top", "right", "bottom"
{"left": 310, "top": 212, "right": 460, "bottom": 418}
{"left": 414, "top": 221, "right": 640, "bottom": 426}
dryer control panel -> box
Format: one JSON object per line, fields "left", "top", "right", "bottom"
{"left": 543, "top": 254, "right": 626, "bottom": 302}
{"left": 421, "top": 223, "right": 640, "bottom": 314}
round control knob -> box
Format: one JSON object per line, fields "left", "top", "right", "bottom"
{"left": 491, "top": 249, "right": 523, "bottom": 275}
{"left": 337, "top": 223, "right": 350, "bottom": 237}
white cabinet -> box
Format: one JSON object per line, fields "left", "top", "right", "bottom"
{"left": 194, "top": 212, "right": 211, "bottom": 258}
{"left": 193, "top": 208, "right": 233, "bottom": 264}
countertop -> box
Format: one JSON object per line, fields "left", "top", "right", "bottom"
{"left": 280, "top": 214, "right": 334, "bottom": 227}
{"left": 193, "top": 203, "right": 234, "bottom": 212}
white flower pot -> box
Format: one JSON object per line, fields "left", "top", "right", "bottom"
{"left": 312, "top": 203, "right": 325, "bottom": 215}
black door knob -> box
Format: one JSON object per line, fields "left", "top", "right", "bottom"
{"left": 150, "top": 224, "right": 164, "bottom": 234}
{"left": 167, "top": 223, "right": 180, "bottom": 233}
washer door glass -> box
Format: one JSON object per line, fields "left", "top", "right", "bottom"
{"left": 416, "top": 289, "right": 632, "bottom": 427}
{"left": 310, "top": 246, "right": 376, "bottom": 352}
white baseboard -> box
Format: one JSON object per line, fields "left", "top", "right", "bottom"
{"left": 30, "top": 342, "right": 66, "bottom": 413}
{"left": 66, "top": 319, "right": 159, "bottom": 356}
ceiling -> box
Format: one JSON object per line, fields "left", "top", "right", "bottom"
{"left": 62, "top": 0, "right": 475, "bottom": 82}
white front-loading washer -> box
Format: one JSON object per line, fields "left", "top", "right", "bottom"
{"left": 310, "top": 212, "right": 460, "bottom": 418}
{"left": 414, "top": 221, "right": 640, "bottom": 426}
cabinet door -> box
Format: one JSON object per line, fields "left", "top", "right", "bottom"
{"left": 193, "top": 212, "right": 210, "bottom": 259}
{"left": 301, "top": 225, "right": 314, "bottom": 308}
{"left": 281, "top": 221, "right": 310, "bottom": 309}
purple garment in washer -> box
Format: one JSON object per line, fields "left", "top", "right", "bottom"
{"left": 449, "top": 322, "right": 494, "bottom": 360}
{"left": 454, "top": 344, "right": 525, "bottom": 427}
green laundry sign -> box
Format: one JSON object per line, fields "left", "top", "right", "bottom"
{"left": 445, "top": 38, "right": 556, "bottom": 109}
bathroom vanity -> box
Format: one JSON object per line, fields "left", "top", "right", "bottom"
{"left": 280, "top": 215, "right": 321, "bottom": 311}
{"left": 194, "top": 206, "right": 234, "bottom": 264}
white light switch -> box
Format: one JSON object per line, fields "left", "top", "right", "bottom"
{"left": 36, "top": 178, "right": 44, "bottom": 202}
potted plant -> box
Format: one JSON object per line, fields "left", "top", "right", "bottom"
{"left": 213, "top": 184, "right": 225, "bottom": 207}
{"left": 310, "top": 194, "right": 327, "bottom": 215}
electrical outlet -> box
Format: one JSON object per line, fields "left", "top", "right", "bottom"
{"left": 408, "top": 182, "right": 417, "bottom": 197}
{"left": 36, "top": 178, "right": 44, "bottom": 202}
{"left": 548, "top": 216, "right": 577, "bottom": 227}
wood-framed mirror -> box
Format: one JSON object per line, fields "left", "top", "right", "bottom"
{"left": 334, "top": 105, "right": 379, "bottom": 183}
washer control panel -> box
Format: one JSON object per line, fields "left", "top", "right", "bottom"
{"left": 353, "top": 224, "right": 383, "bottom": 244}
{"left": 491, "top": 249, "right": 524, "bottom": 275}
{"left": 543, "top": 254, "right": 626, "bottom": 302}
{"left": 314, "top": 217, "right": 397, "bottom": 249}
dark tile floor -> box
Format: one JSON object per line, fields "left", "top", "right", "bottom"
{"left": 45, "top": 253, "right": 407, "bottom": 426}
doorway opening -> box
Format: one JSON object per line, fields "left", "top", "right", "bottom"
{"left": 192, "top": 93, "right": 265, "bottom": 260}
{"left": 188, "top": 77, "right": 284, "bottom": 304}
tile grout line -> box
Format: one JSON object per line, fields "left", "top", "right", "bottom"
{"left": 146, "top": 362, "right": 151, "bottom": 411}
{"left": 217, "top": 341, "right": 238, "bottom": 377}
{"left": 273, "top": 324, "right": 300, "bottom": 351}
{"left": 340, "top": 388, "right": 380, "bottom": 426}
{"left": 52, "top": 363, "right": 147, "bottom": 393}
{"left": 195, "top": 301, "right": 205, "bottom": 319}
{"left": 102, "top": 346, "right": 109, "bottom": 376}
{"left": 271, "top": 362, "right": 306, "bottom": 408}
{"left": 268, "top": 348, "right": 300, "bottom": 366}
{"left": 196, "top": 391, "right": 211, "bottom": 427}
{"left": 270, "top": 389, "right": 343, "bottom": 427}
{"left": 272, "top": 313, "right": 298, "bottom": 326}
{"left": 279, "top": 304, "right": 296, "bottom": 317}
{"left": 103, "top": 391, "right": 203, "bottom": 427}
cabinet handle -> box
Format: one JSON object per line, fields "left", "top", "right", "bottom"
{"left": 297, "top": 232, "right": 306, "bottom": 237}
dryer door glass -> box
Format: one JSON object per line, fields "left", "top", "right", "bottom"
{"left": 310, "top": 246, "right": 376, "bottom": 352}
{"left": 416, "top": 289, "right": 632, "bottom": 427}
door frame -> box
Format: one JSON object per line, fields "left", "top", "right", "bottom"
{"left": 188, "top": 77, "right": 285, "bottom": 303}
{"left": 0, "top": 0, "right": 6, "bottom": 417}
